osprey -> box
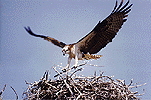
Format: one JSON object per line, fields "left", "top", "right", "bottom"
{"left": 25, "top": 0, "right": 132, "bottom": 69}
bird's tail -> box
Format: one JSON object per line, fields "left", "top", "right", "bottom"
{"left": 83, "top": 54, "right": 102, "bottom": 60}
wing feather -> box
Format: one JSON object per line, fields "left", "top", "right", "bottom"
{"left": 111, "top": 0, "right": 118, "bottom": 13}
{"left": 118, "top": 0, "right": 130, "bottom": 12}
{"left": 24, "top": 27, "right": 66, "bottom": 48}
{"left": 77, "top": 0, "right": 132, "bottom": 54}
{"left": 115, "top": 0, "right": 123, "bottom": 12}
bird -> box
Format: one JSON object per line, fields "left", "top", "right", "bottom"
{"left": 25, "top": 0, "right": 133, "bottom": 69}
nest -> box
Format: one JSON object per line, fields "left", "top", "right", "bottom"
{"left": 22, "top": 63, "right": 145, "bottom": 100}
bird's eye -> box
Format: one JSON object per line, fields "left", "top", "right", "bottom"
{"left": 62, "top": 49, "right": 68, "bottom": 53}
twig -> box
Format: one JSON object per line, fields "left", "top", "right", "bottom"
{"left": 54, "top": 62, "right": 87, "bottom": 77}
{"left": 25, "top": 80, "right": 32, "bottom": 85}
{"left": 89, "top": 63, "right": 104, "bottom": 67}
{"left": 100, "top": 71, "right": 104, "bottom": 76}
{"left": 70, "top": 68, "right": 83, "bottom": 78}
{"left": 135, "top": 89, "right": 145, "bottom": 96}
{"left": 128, "top": 78, "right": 133, "bottom": 87}
{"left": 70, "top": 77, "right": 82, "bottom": 95}
{"left": 129, "top": 83, "right": 147, "bottom": 89}
{"left": 41, "top": 70, "right": 49, "bottom": 80}
{"left": 52, "top": 66, "right": 73, "bottom": 96}
{"left": 52, "top": 66, "right": 64, "bottom": 79}
{"left": 0, "top": 84, "right": 6, "bottom": 96}
{"left": 71, "top": 62, "right": 87, "bottom": 69}
{"left": 11, "top": 86, "right": 18, "bottom": 100}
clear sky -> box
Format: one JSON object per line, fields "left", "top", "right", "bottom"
{"left": 0, "top": 0, "right": 151, "bottom": 99}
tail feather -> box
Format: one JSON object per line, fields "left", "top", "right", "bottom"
{"left": 83, "top": 54, "right": 102, "bottom": 60}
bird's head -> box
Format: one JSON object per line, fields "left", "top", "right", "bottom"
{"left": 62, "top": 45, "right": 70, "bottom": 56}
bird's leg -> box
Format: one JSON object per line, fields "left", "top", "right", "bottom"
{"left": 74, "top": 54, "right": 78, "bottom": 68}
{"left": 73, "top": 45, "right": 78, "bottom": 69}
{"left": 67, "top": 57, "right": 72, "bottom": 69}
{"left": 62, "top": 57, "right": 71, "bottom": 72}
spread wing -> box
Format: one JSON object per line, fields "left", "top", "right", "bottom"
{"left": 24, "top": 26, "right": 66, "bottom": 48}
{"left": 77, "top": 0, "right": 133, "bottom": 54}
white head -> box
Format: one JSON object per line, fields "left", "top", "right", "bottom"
{"left": 62, "top": 45, "right": 70, "bottom": 56}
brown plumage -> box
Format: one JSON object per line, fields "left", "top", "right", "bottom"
{"left": 77, "top": 0, "right": 133, "bottom": 54}
{"left": 24, "top": 27, "right": 66, "bottom": 48}
{"left": 24, "top": 0, "right": 133, "bottom": 67}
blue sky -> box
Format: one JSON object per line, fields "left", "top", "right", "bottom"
{"left": 0, "top": 0, "right": 151, "bottom": 99}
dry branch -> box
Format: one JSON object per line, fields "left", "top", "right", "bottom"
{"left": 0, "top": 84, "right": 6, "bottom": 96}
{"left": 22, "top": 64, "right": 145, "bottom": 100}
{"left": 0, "top": 84, "right": 7, "bottom": 100}
{"left": 11, "top": 86, "right": 18, "bottom": 100}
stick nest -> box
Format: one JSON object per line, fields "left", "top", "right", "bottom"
{"left": 22, "top": 64, "right": 145, "bottom": 100}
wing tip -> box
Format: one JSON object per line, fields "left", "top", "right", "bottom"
{"left": 123, "top": 19, "right": 127, "bottom": 22}
{"left": 24, "top": 26, "right": 32, "bottom": 34}
{"left": 112, "top": 0, "right": 133, "bottom": 14}
{"left": 24, "top": 26, "right": 46, "bottom": 38}
{"left": 24, "top": 26, "right": 66, "bottom": 48}
{"left": 112, "top": 0, "right": 118, "bottom": 13}
{"left": 24, "top": 26, "right": 30, "bottom": 31}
